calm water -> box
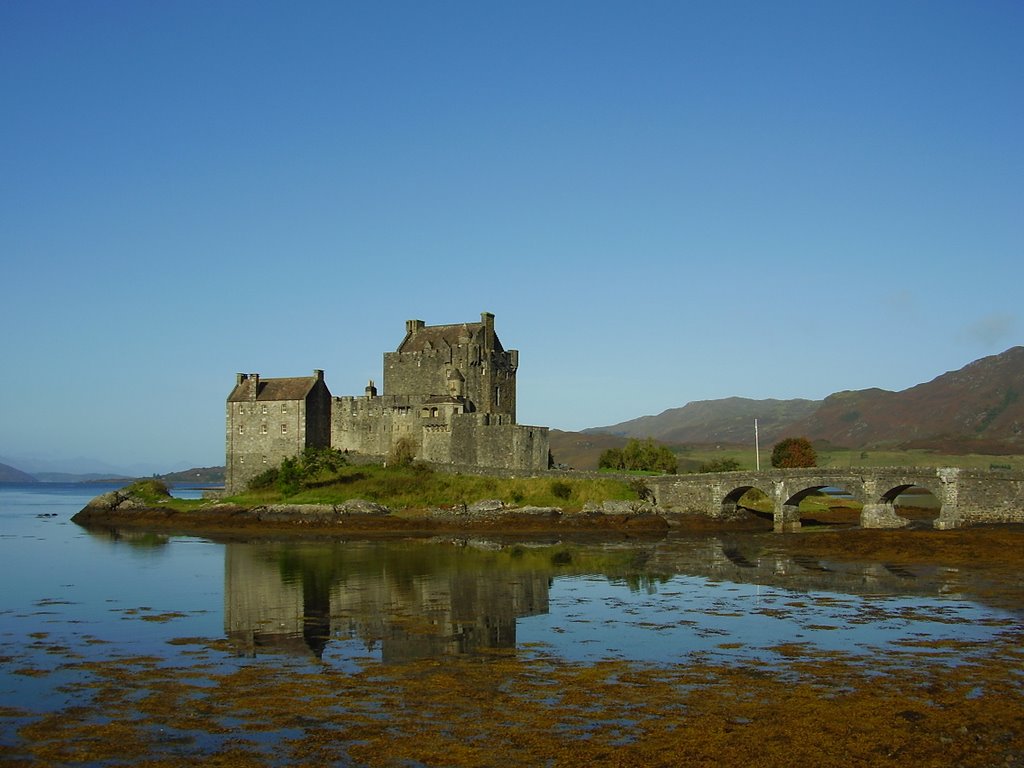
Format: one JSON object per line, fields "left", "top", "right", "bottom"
{"left": 1, "top": 482, "right": 1021, "bottom": 753}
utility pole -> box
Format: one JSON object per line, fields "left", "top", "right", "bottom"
{"left": 755, "top": 418, "right": 760, "bottom": 471}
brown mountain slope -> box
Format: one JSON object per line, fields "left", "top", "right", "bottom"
{"left": 785, "top": 346, "right": 1024, "bottom": 451}
{"left": 548, "top": 430, "right": 628, "bottom": 471}
{"left": 574, "top": 347, "right": 1024, "bottom": 456}
{"left": 584, "top": 397, "right": 820, "bottom": 445}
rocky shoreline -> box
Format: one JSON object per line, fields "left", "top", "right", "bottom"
{"left": 70, "top": 487, "right": 737, "bottom": 536}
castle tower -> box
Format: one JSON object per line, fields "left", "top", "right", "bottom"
{"left": 383, "top": 312, "right": 517, "bottom": 419}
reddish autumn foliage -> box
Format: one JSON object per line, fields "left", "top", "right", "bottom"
{"left": 771, "top": 437, "right": 817, "bottom": 468}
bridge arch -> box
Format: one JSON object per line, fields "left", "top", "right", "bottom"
{"left": 872, "top": 483, "right": 941, "bottom": 527}
{"left": 720, "top": 484, "right": 773, "bottom": 521}
{"left": 778, "top": 480, "right": 863, "bottom": 529}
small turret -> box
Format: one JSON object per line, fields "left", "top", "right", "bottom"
{"left": 447, "top": 368, "right": 465, "bottom": 398}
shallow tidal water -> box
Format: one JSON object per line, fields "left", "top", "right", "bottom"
{"left": 1, "top": 482, "right": 1022, "bottom": 765}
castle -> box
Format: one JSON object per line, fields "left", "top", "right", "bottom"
{"left": 225, "top": 312, "right": 550, "bottom": 493}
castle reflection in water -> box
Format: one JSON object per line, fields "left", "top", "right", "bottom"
{"left": 224, "top": 541, "right": 550, "bottom": 662}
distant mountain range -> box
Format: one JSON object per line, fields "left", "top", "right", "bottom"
{"left": 0, "top": 462, "right": 38, "bottom": 483}
{"left": 0, "top": 462, "right": 224, "bottom": 485}
{"left": 562, "top": 347, "right": 1024, "bottom": 467}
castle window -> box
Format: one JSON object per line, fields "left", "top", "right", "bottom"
{"left": 261, "top": 405, "right": 268, "bottom": 415}
{"left": 261, "top": 424, "right": 268, "bottom": 435}
{"left": 281, "top": 404, "right": 288, "bottom": 414}
{"left": 262, "top": 456, "right": 268, "bottom": 464}
{"left": 238, "top": 404, "right": 244, "bottom": 414}
{"left": 238, "top": 425, "right": 245, "bottom": 435}
{"left": 281, "top": 424, "right": 288, "bottom": 434}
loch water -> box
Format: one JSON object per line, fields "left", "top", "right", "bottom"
{"left": 1, "top": 482, "right": 1021, "bottom": 757}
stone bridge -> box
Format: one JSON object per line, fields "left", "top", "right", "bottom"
{"left": 644, "top": 467, "right": 1024, "bottom": 532}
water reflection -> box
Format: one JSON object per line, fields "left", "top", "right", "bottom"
{"left": 225, "top": 541, "right": 550, "bottom": 662}
{"left": 218, "top": 535, "right": 1017, "bottom": 665}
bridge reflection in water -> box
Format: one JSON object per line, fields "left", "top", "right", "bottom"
{"left": 223, "top": 537, "right": 1004, "bottom": 663}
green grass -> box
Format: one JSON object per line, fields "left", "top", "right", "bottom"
{"left": 673, "top": 446, "right": 1024, "bottom": 472}
{"left": 122, "top": 479, "right": 207, "bottom": 513}
{"left": 228, "top": 464, "right": 638, "bottom": 510}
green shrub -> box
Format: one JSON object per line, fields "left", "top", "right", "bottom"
{"left": 628, "top": 478, "right": 653, "bottom": 501}
{"left": 129, "top": 478, "right": 171, "bottom": 502}
{"left": 550, "top": 480, "right": 573, "bottom": 500}
{"left": 247, "top": 467, "right": 279, "bottom": 490}
{"left": 698, "top": 458, "right": 741, "bottom": 473}
{"left": 599, "top": 439, "right": 677, "bottom": 473}
{"left": 277, "top": 457, "right": 302, "bottom": 497}
{"left": 388, "top": 437, "right": 418, "bottom": 467}
{"left": 247, "top": 447, "right": 350, "bottom": 495}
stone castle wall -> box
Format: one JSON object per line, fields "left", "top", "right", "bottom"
{"left": 227, "top": 313, "right": 549, "bottom": 491}
{"left": 331, "top": 395, "right": 548, "bottom": 471}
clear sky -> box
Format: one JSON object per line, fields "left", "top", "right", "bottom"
{"left": 1, "top": 1, "right": 1021, "bottom": 474}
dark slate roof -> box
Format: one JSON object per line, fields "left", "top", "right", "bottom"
{"left": 399, "top": 322, "right": 478, "bottom": 353}
{"left": 228, "top": 376, "right": 320, "bottom": 402}
{"left": 398, "top": 322, "right": 504, "bottom": 354}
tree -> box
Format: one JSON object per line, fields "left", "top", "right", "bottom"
{"left": 598, "top": 447, "right": 624, "bottom": 470}
{"left": 598, "top": 438, "right": 677, "bottom": 474}
{"left": 771, "top": 437, "right": 817, "bottom": 468}
{"left": 699, "top": 458, "right": 741, "bottom": 473}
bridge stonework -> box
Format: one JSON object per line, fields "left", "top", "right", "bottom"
{"left": 645, "top": 467, "right": 1024, "bottom": 532}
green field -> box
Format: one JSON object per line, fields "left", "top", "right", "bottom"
{"left": 674, "top": 446, "right": 1024, "bottom": 473}
{"left": 229, "top": 464, "right": 639, "bottom": 510}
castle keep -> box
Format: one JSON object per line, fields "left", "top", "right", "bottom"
{"left": 225, "top": 312, "right": 549, "bottom": 493}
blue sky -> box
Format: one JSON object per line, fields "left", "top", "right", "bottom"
{"left": 2, "top": 1, "right": 1021, "bottom": 474}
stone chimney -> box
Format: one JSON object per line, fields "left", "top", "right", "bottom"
{"left": 248, "top": 373, "right": 260, "bottom": 401}
{"left": 481, "top": 312, "right": 495, "bottom": 349}
{"left": 406, "top": 319, "right": 425, "bottom": 334}
{"left": 365, "top": 379, "right": 378, "bottom": 397}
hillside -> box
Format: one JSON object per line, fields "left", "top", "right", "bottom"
{"left": 548, "top": 430, "right": 629, "bottom": 471}
{"left": 786, "top": 346, "right": 1024, "bottom": 452}
{"left": 0, "top": 462, "right": 37, "bottom": 483}
{"left": 585, "top": 397, "right": 820, "bottom": 445}
{"left": 161, "top": 466, "right": 225, "bottom": 485}
{"left": 580, "top": 347, "right": 1024, "bottom": 455}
